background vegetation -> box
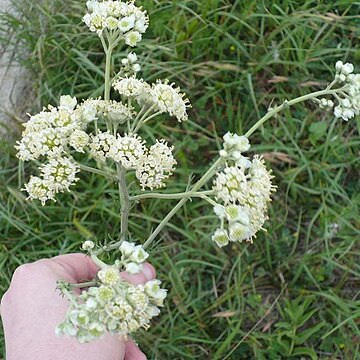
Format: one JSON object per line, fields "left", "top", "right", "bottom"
{"left": 1, "top": 0, "right": 360, "bottom": 358}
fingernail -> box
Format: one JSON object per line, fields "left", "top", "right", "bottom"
{"left": 142, "top": 264, "right": 155, "bottom": 281}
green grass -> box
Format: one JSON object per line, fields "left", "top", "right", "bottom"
{"left": 1, "top": 0, "right": 360, "bottom": 358}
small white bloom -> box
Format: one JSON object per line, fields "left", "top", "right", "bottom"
{"left": 119, "top": 241, "right": 136, "bottom": 257}
{"left": 225, "top": 204, "right": 250, "bottom": 224}
{"left": 98, "top": 267, "right": 120, "bottom": 285}
{"left": 59, "top": 95, "right": 77, "bottom": 111}
{"left": 82, "top": 240, "right": 95, "bottom": 251}
{"left": 118, "top": 15, "right": 135, "bottom": 32}
{"left": 129, "top": 245, "right": 149, "bottom": 264}
{"left": 127, "top": 52, "right": 138, "bottom": 63}
{"left": 229, "top": 222, "right": 251, "bottom": 242}
{"left": 125, "top": 31, "right": 142, "bottom": 47}
{"left": 212, "top": 229, "right": 230, "bottom": 247}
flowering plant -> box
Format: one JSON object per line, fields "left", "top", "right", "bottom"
{"left": 15, "top": 0, "right": 356, "bottom": 345}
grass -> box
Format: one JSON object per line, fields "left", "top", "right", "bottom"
{"left": 1, "top": 0, "right": 360, "bottom": 358}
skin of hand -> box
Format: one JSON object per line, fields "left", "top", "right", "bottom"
{"left": 0, "top": 254, "right": 156, "bottom": 360}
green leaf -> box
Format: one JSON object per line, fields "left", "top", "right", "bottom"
{"left": 296, "top": 321, "right": 326, "bottom": 344}
{"left": 292, "top": 346, "right": 318, "bottom": 360}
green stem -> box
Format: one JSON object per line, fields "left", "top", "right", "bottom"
{"left": 129, "top": 190, "right": 214, "bottom": 201}
{"left": 79, "top": 164, "right": 118, "bottom": 181}
{"left": 104, "top": 47, "right": 112, "bottom": 101}
{"left": 70, "top": 280, "right": 97, "bottom": 289}
{"left": 245, "top": 88, "right": 343, "bottom": 138}
{"left": 143, "top": 157, "right": 224, "bottom": 248}
{"left": 117, "top": 164, "right": 130, "bottom": 242}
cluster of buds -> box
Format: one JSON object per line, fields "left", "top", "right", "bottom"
{"left": 319, "top": 61, "right": 360, "bottom": 121}
{"left": 83, "top": 0, "right": 149, "bottom": 46}
{"left": 120, "top": 52, "right": 141, "bottom": 76}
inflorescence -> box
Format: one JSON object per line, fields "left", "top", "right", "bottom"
{"left": 56, "top": 241, "right": 167, "bottom": 343}
{"left": 211, "top": 133, "right": 276, "bottom": 247}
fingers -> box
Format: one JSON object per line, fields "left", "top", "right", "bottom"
{"left": 120, "top": 263, "right": 156, "bottom": 285}
{"left": 50, "top": 253, "right": 99, "bottom": 282}
{"left": 125, "top": 340, "right": 147, "bottom": 360}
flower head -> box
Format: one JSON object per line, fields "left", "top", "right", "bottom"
{"left": 212, "top": 155, "right": 276, "bottom": 245}
{"left": 150, "top": 80, "right": 190, "bottom": 122}
{"left": 136, "top": 140, "right": 177, "bottom": 190}
{"left": 83, "top": 0, "right": 149, "bottom": 41}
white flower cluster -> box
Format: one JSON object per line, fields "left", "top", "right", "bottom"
{"left": 113, "top": 78, "right": 191, "bottom": 122}
{"left": 150, "top": 80, "right": 190, "bottom": 122}
{"left": 89, "top": 132, "right": 176, "bottom": 189}
{"left": 56, "top": 265, "right": 167, "bottom": 343}
{"left": 119, "top": 241, "right": 149, "bottom": 274}
{"left": 113, "top": 76, "right": 149, "bottom": 98}
{"left": 83, "top": 0, "right": 149, "bottom": 46}
{"left": 24, "top": 157, "right": 79, "bottom": 206}
{"left": 325, "top": 61, "right": 360, "bottom": 121}
{"left": 212, "top": 155, "right": 276, "bottom": 247}
{"left": 136, "top": 140, "right": 177, "bottom": 190}
{"left": 16, "top": 96, "right": 85, "bottom": 161}
{"left": 15, "top": 96, "right": 96, "bottom": 205}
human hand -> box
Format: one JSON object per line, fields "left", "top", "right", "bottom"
{"left": 0, "top": 254, "right": 156, "bottom": 360}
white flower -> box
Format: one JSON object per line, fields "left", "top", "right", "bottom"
{"left": 127, "top": 52, "right": 138, "bottom": 63}
{"left": 150, "top": 80, "right": 190, "bottom": 122}
{"left": 118, "top": 15, "right": 135, "bottom": 32}
{"left": 98, "top": 267, "right": 120, "bottom": 286}
{"left": 229, "top": 222, "right": 252, "bottom": 242}
{"left": 105, "top": 16, "right": 119, "bottom": 30}
{"left": 129, "top": 246, "right": 149, "bottom": 263}
{"left": 59, "top": 95, "right": 77, "bottom": 111}
{"left": 69, "top": 129, "right": 90, "bottom": 153}
{"left": 136, "top": 140, "right": 176, "bottom": 190}
{"left": 125, "top": 31, "right": 142, "bottom": 47}
{"left": 223, "top": 132, "right": 250, "bottom": 153}
{"left": 212, "top": 229, "right": 229, "bottom": 248}
{"left": 119, "top": 241, "right": 136, "bottom": 257}
{"left": 82, "top": 240, "right": 95, "bottom": 251}
{"left": 224, "top": 204, "right": 249, "bottom": 224}
{"left": 132, "top": 63, "right": 141, "bottom": 73}
{"left": 89, "top": 131, "right": 116, "bottom": 162}
{"left": 108, "top": 134, "right": 146, "bottom": 169}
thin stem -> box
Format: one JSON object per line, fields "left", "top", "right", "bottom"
{"left": 79, "top": 164, "right": 118, "bottom": 181}
{"left": 117, "top": 164, "right": 130, "bottom": 242}
{"left": 131, "top": 105, "right": 156, "bottom": 133}
{"left": 70, "top": 280, "right": 97, "bottom": 289}
{"left": 129, "top": 190, "right": 215, "bottom": 201}
{"left": 245, "top": 87, "right": 345, "bottom": 138}
{"left": 104, "top": 48, "right": 112, "bottom": 101}
{"left": 143, "top": 157, "right": 224, "bottom": 248}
